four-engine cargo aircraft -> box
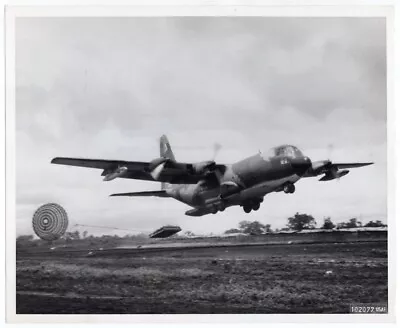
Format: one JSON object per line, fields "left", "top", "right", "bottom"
{"left": 51, "top": 135, "right": 373, "bottom": 217}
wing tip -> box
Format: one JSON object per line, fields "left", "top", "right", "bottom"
{"left": 51, "top": 157, "right": 71, "bottom": 164}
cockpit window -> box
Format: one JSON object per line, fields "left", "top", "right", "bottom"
{"left": 275, "top": 145, "right": 303, "bottom": 158}
{"left": 275, "top": 146, "right": 286, "bottom": 157}
{"left": 260, "top": 147, "right": 276, "bottom": 160}
{"left": 261, "top": 145, "right": 303, "bottom": 160}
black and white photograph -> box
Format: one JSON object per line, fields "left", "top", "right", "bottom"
{"left": 5, "top": 4, "right": 395, "bottom": 324}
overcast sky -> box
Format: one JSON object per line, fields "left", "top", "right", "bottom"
{"left": 15, "top": 17, "right": 386, "bottom": 236}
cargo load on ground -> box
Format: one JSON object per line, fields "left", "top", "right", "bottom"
{"left": 149, "top": 225, "right": 182, "bottom": 238}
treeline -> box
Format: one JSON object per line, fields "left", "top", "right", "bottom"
{"left": 16, "top": 231, "right": 150, "bottom": 249}
{"left": 16, "top": 213, "right": 387, "bottom": 249}
{"left": 223, "top": 213, "right": 387, "bottom": 235}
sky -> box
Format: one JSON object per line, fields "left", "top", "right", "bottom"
{"left": 15, "top": 17, "right": 387, "bottom": 236}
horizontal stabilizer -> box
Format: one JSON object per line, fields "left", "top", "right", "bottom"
{"left": 110, "top": 191, "right": 170, "bottom": 197}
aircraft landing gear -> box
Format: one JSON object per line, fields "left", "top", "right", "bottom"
{"left": 211, "top": 202, "right": 226, "bottom": 214}
{"left": 283, "top": 183, "right": 295, "bottom": 194}
{"left": 243, "top": 205, "right": 252, "bottom": 213}
{"left": 242, "top": 199, "right": 261, "bottom": 213}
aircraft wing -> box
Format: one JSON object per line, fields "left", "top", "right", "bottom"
{"left": 51, "top": 157, "right": 226, "bottom": 184}
{"left": 110, "top": 191, "right": 170, "bottom": 197}
{"left": 51, "top": 157, "right": 147, "bottom": 170}
{"left": 334, "top": 163, "right": 374, "bottom": 169}
{"left": 304, "top": 160, "right": 373, "bottom": 180}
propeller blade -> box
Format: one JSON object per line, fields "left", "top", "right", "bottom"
{"left": 150, "top": 162, "right": 166, "bottom": 180}
{"left": 212, "top": 143, "right": 222, "bottom": 160}
{"left": 327, "top": 143, "right": 335, "bottom": 162}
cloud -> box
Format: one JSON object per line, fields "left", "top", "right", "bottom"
{"left": 15, "top": 17, "right": 386, "bottom": 236}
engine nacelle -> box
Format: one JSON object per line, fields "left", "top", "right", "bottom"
{"left": 103, "top": 166, "right": 128, "bottom": 181}
{"left": 148, "top": 157, "right": 169, "bottom": 172}
{"left": 309, "top": 160, "right": 331, "bottom": 176}
{"left": 319, "top": 169, "right": 349, "bottom": 181}
{"left": 191, "top": 161, "right": 216, "bottom": 175}
{"left": 147, "top": 158, "right": 217, "bottom": 180}
{"left": 148, "top": 157, "right": 174, "bottom": 180}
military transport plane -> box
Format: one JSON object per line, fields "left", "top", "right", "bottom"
{"left": 51, "top": 135, "right": 373, "bottom": 217}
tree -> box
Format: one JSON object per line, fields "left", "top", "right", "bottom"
{"left": 348, "top": 218, "right": 362, "bottom": 228}
{"left": 238, "top": 220, "right": 252, "bottom": 231}
{"left": 83, "top": 230, "right": 88, "bottom": 239}
{"left": 337, "top": 218, "right": 362, "bottom": 229}
{"left": 264, "top": 224, "right": 272, "bottom": 233}
{"left": 224, "top": 228, "right": 241, "bottom": 234}
{"left": 65, "top": 230, "right": 81, "bottom": 240}
{"left": 16, "top": 235, "right": 35, "bottom": 248}
{"left": 336, "top": 222, "right": 346, "bottom": 229}
{"left": 364, "top": 220, "right": 387, "bottom": 227}
{"left": 183, "top": 231, "right": 195, "bottom": 237}
{"left": 321, "top": 217, "right": 335, "bottom": 230}
{"left": 239, "top": 220, "right": 265, "bottom": 235}
{"left": 286, "top": 212, "right": 316, "bottom": 231}
{"left": 72, "top": 230, "right": 81, "bottom": 240}
{"left": 16, "top": 235, "right": 34, "bottom": 242}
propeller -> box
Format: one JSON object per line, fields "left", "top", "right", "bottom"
{"left": 335, "top": 168, "right": 342, "bottom": 183}
{"left": 326, "top": 143, "right": 340, "bottom": 182}
{"left": 327, "top": 143, "right": 344, "bottom": 182}
{"left": 150, "top": 161, "right": 166, "bottom": 180}
{"left": 212, "top": 142, "right": 222, "bottom": 161}
{"left": 327, "top": 143, "right": 334, "bottom": 162}
{"left": 317, "top": 143, "right": 342, "bottom": 182}
{"left": 150, "top": 142, "right": 223, "bottom": 181}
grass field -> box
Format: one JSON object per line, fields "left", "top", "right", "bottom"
{"left": 16, "top": 241, "right": 388, "bottom": 314}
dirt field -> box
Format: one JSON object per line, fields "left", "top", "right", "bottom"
{"left": 16, "top": 241, "right": 388, "bottom": 314}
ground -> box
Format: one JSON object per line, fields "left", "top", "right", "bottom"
{"left": 16, "top": 241, "right": 388, "bottom": 314}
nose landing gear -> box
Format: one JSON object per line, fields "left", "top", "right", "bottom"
{"left": 283, "top": 183, "right": 295, "bottom": 194}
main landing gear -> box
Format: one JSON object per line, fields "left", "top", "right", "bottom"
{"left": 283, "top": 182, "right": 295, "bottom": 194}
{"left": 242, "top": 199, "right": 262, "bottom": 214}
{"left": 211, "top": 202, "right": 226, "bottom": 214}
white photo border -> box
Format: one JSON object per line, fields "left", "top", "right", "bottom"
{"left": 4, "top": 3, "right": 396, "bottom": 325}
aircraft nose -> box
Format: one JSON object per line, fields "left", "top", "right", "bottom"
{"left": 290, "top": 156, "right": 312, "bottom": 175}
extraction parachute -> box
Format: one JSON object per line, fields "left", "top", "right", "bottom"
{"left": 32, "top": 203, "right": 69, "bottom": 241}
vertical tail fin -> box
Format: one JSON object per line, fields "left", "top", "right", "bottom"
{"left": 160, "top": 135, "right": 175, "bottom": 161}
{"left": 160, "top": 135, "right": 175, "bottom": 190}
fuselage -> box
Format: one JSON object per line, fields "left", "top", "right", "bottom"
{"left": 166, "top": 145, "right": 311, "bottom": 211}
